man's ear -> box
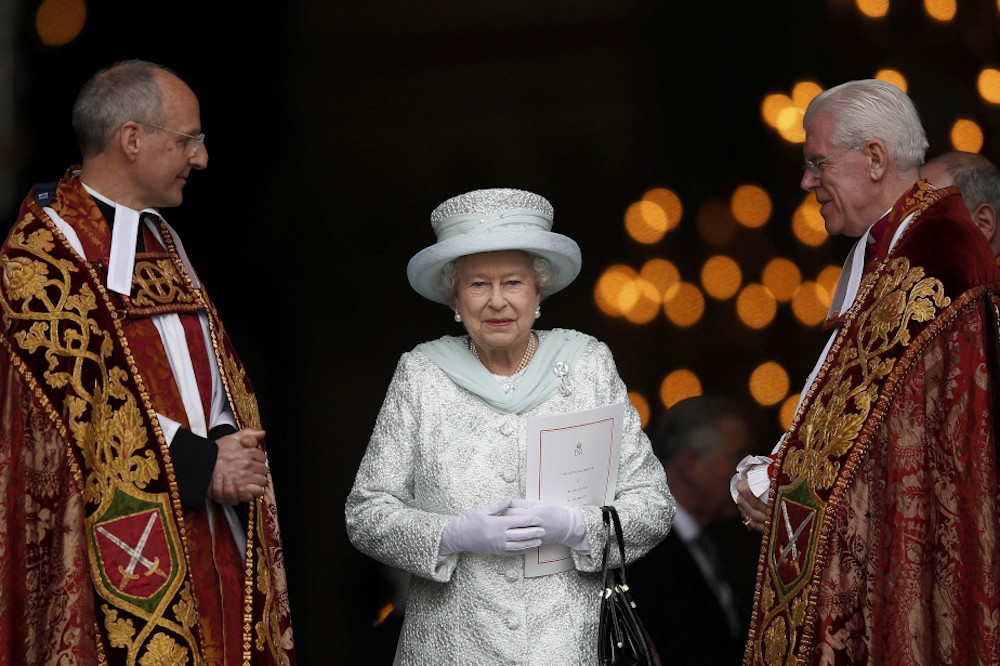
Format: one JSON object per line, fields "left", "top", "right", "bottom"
{"left": 118, "top": 121, "right": 142, "bottom": 162}
{"left": 973, "top": 202, "right": 998, "bottom": 244}
{"left": 865, "top": 140, "right": 889, "bottom": 182}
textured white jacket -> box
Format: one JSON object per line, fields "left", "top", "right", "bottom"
{"left": 345, "top": 330, "right": 675, "bottom": 665}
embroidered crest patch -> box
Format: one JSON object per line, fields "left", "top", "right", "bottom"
{"left": 90, "top": 489, "right": 181, "bottom": 613}
{"left": 770, "top": 479, "right": 823, "bottom": 595}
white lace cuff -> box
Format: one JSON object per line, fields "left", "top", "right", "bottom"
{"left": 729, "top": 455, "right": 774, "bottom": 503}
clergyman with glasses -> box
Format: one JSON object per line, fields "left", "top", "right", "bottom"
{"left": 0, "top": 59, "right": 295, "bottom": 664}
{"left": 731, "top": 79, "right": 1000, "bottom": 664}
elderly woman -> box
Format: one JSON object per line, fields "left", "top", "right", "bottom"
{"left": 345, "top": 188, "right": 674, "bottom": 665}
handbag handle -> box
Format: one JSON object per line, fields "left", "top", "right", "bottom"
{"left": 600, "top": 506, "right": 629, "bottom": 585}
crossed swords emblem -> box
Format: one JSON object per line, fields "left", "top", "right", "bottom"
{"left": 97, "top": 512, "right": 168, "bottom": 592}
{"left": 777, "top": 500, "right": 813, "bottom": 577}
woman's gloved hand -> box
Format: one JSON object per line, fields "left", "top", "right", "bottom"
{"left": 439, "top": 497, "right": 545, "bottom": 557}
{"left": 506, "top": 499, "right": 589, "bottom": 551}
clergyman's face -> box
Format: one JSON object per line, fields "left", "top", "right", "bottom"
{"left": 131, "top": 72, "right": 208, "bottom": 209}
{"left": 799, "top": 111, "right": 874, "bottom": 238}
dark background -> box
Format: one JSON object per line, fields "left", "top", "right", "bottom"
{"left": 8, "top": 1, "right": 1000, "bottom": 662}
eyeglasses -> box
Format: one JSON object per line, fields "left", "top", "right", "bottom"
{"left": 134, "top": 121, "right": 206, "bottom": 155}
{"left": 802, "top": 141, "right": 865, "bottom": 176}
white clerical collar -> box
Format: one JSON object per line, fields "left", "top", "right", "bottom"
{"left": 79, "top": 181, "right": 200, "bottom": 294}
{"left": 826, "top": 206, "right": 913, "bottom": 323}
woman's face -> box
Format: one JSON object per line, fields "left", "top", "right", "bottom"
{"left": 454, "top": 250, "right": 541, "bottom": 354}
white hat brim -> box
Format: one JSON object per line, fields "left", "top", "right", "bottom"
{"left": 407, "top": 229, "right": 582, "bottom": 305}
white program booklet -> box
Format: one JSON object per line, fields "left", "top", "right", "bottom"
{"left": 523, "top": 402, "right": 624, "bottom": 577}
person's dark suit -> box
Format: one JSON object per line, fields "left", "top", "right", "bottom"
{"left": 628, "top": 525, "right": 753, "bottom": 665}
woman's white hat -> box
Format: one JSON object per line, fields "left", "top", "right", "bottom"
{"left": 407, "top": 188, "right": 582, "bottom": 305}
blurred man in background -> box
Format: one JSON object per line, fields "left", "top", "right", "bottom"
{"left": 629, "top": 395, "right": 759, "bottom": 665}
{"left": 922, "top": 150, "right": 1000, "bottom": 258}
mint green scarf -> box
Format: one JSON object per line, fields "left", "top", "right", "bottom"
{"left": 417, "top": 328, "right": 593, "bottom": 414}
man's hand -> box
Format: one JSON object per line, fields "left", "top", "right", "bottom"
{"left": 209, "top": 428, "right": 268, "bottom": 505}
{"left": 736, "top": 476, "right": 767, "bottom": 533}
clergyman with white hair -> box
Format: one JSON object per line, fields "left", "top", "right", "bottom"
{"left": 732, "top": 79, "right": 1000, "bottom": 664}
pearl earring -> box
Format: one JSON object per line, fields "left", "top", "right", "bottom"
{"left": 454, "top": 309, "right": 462, "bottom": 323}
{"left": 535, "top": 305, "right": 541, "bottom": 319}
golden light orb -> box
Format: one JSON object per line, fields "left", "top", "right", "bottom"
{"left": 731, "top": 184, "right": 772, "bottom": 228}
{"left": 36, "top": 0, "right": 87, "bottom": 46}
{"left": 628, "top": 392, "right": 651, "bottom": 429}
{"left": 978, "top": 68, "right": 1000, "bottom": 104}
{"left": 950, "top": 118, "right": 984, "bottom": 153}
{"left": 701, "top": 255, "right": 743, "bottom": 300}
{"left": 594, "top": 265, "right": 639, "bottom": 317}
{"left": 736, "top": 284, "right": 777, "bottom": 329}
{"left": 639, "top": 258, "right": 681, "bottom": 298}
{"left": 779, "top": 394, "right": 801, "bottom": 431}
{"left": 857, "top": 0, "right": 890, "bottom": 18}
{"left": 875, "top": 69, "right": 908, "bottom": 93}
{"left": 791, "top": 281, "right": 830, "bottom": 326}
{"left": 792, "top": 195, "right": 829, "bottom": 246}
{"left": 790, "top": 81, "right": 823, "bottom": 111}
{"left": 924, "top": 0, "right": 957, "bottom": 21}
{"left": 662, "top": 282, "right": 706, "bottom": 327}
{"left": 816, "top": 265, "right": 841, "bottom": 301}
{"left": 761, "top": 257, "right": 802, "bottom": 303}
{"left": 761, "top": 93, "right": 793, "bottom": 128}
{"left": 776, "top": 106, "right": 806, "bottom": 143}
{"left": 623, "top": 278, "right": 663, "bottom": 324}
{"left": 660, "top": 370, "right": 703, "bottom": 409}
{"left": 625, "top": 200, "right": 668, "bottom": 244}
{"left": 643, "top": 188, "right": 683, "bottom": 232}
{"left": 749, "top": 362, "right": 790, "bottom": 406}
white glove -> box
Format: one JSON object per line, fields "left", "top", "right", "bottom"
{"left": 506, "top": 499, "right": 589, "bottom": 551}
{"left": 439, "top": 497, "right": 545, "bottom": 557}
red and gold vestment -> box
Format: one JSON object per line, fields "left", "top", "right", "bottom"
{"left": 746, "top": 182, "right": 1000, "bottom": 665}
{"left": 0, "top": 170, "right": 295, "bottom": 665}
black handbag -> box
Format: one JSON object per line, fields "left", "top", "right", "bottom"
{"left": 598, "top": 505, "right": 662, "bottom": 666}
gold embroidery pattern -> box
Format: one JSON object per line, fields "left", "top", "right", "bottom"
{"left": 0, "top": 227, "right": 156, "bottom": 504}
{"left": 138, "top": 632, "right": 189, "bottom": 666}
{"left": 1, "top": 217, "right": 199, "bottom": 662}
{"left": 132, "top": 259, "right": 193, "bottom": 308}
{"left": 783, "top": 257, "right": 950, "bottom": 490}
{"left": 254, "top": 543, "right": 280, "bottom": 655}
{"left": 753, "top": 257, "right": 950, "bottom": 666}
{"left": 205, "top": 302, "right": 261, "bottom": 431}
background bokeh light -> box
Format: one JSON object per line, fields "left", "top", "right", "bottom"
{"left": 950, "top": 118, "right": 985, "bottom": 152}
{"left": 35, "top": 0, "right": 87, "bottom": 47}
{"left": 731, "top": 185, "right": 772, "bottom": 229}
{"left": 701, "top": 255, "right": 742, "bottom": 300}
{"left": 662, "top": 282, "right": 706, "bottom": 327}
{"left": 749, "top": 362, "right": 790, "bottom": 406}
{"left": 979, "top": 68, "right": 1000, "bottom": 103}
{"left": 660, "top": 369, "right": 703, "bottom": 408}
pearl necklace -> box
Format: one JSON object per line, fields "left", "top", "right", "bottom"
{"left": 469, "top": 332, "right": 537, "bottom": 375}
